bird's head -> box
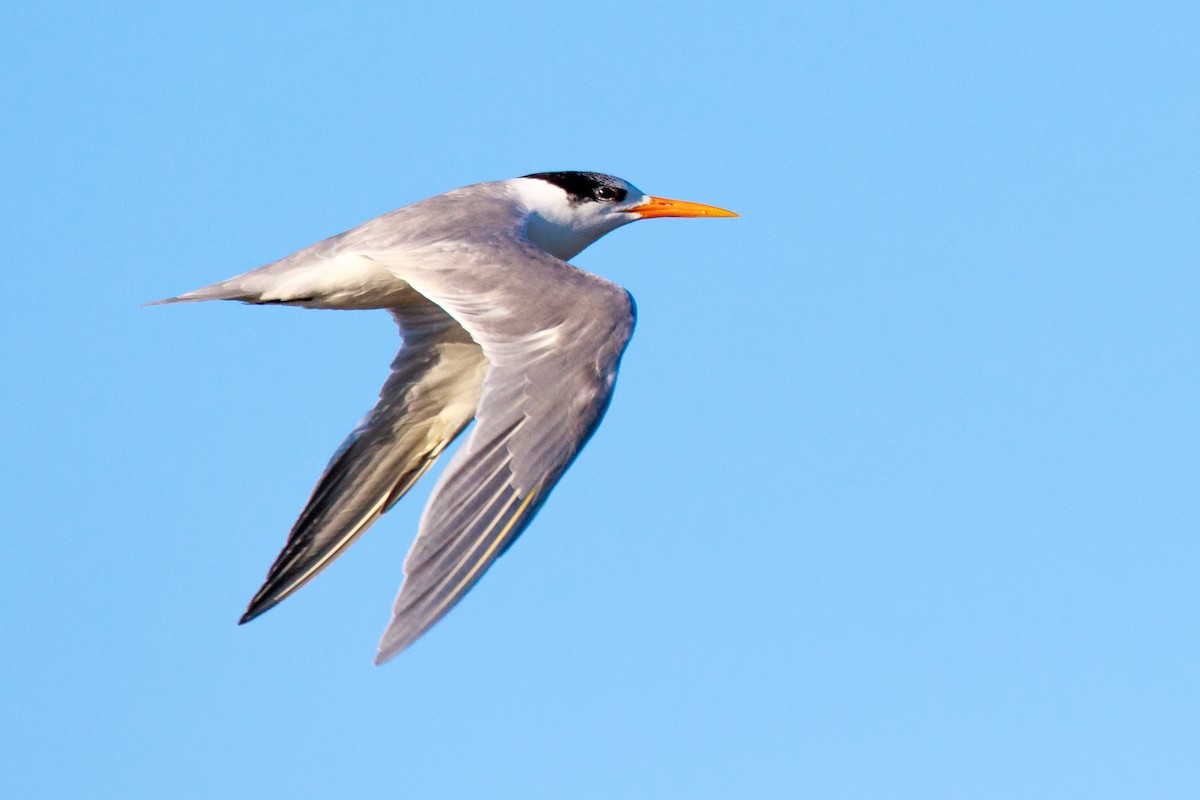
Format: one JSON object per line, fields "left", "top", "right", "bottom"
{"left": 513, "top": 171, "right": 737, "bottom": 261}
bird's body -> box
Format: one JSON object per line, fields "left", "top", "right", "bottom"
{"left": 155, "top": 172, "right": 735, "bottom": 663}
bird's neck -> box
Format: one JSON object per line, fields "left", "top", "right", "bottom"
{"left": 523, "top": 212, "right": 610, "bottom": 261}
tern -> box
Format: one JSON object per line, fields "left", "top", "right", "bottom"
{"left": 154, "top": 171, "right": 736, "bottom": 663}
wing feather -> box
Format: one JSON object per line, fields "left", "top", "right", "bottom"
{"left": 372, "top": 247, "right": 636, "bottom": 662}
{"left": 239, "top": 298, "right": 487, "bottom": 623}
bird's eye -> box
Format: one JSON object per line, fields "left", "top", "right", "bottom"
{"left": 594, "top": 185, "right": 626, "bottom": 202}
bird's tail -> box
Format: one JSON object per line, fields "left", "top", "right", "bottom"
{"left": 144, "top": 279, "right": 265, "bottom": 306}
{"left": 146, "top": 253, "right": 410, "bottom": 309}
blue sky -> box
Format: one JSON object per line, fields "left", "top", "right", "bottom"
{"left": 3, "top": 2, "right": 1197, "bottom": 797}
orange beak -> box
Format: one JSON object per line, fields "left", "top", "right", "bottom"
{"left": 626, "top": 196, "right": 739, "bottom": 219}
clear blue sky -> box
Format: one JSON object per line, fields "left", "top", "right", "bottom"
{"left": 3, "top": 2, "right": 1197, "bottom": 797}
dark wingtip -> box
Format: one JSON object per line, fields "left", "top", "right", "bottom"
{"left": 238, "top": 596, "right": 275, "bottom": 625}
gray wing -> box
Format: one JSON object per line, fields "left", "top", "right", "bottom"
{"left": 373, "top": 254, "right": 636, "bottom": 663}
{"left": 239, "top": 296, "right": 487, "bottom": 623}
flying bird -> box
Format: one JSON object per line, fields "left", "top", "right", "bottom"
{"left": 154, "top": 171, "right": 736, "bottom": 663}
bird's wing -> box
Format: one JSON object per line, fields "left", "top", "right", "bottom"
{"left": 371, "top": 243, "right": 636, "bottom": 662}
{"left": 240, "top": 294, "right": 488, "bottom": 623}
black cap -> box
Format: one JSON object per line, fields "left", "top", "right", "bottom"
{"left": 523, "top": 171, "right": 628, "bottom": 204}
